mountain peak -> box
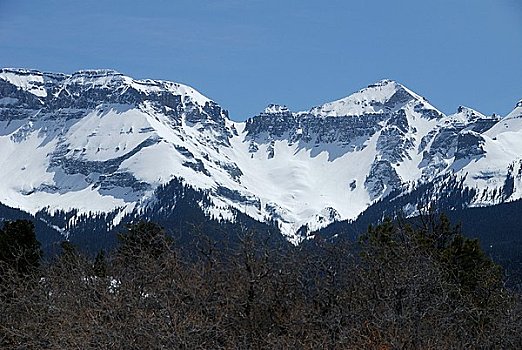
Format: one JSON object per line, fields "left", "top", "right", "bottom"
{"left": 447, "top": 106, "right": 489, "bottom": 125}
{"left": 367, "top": 78, "right": 400, "bottom": 88}
{"left": 456, "top": 105, "right": 482, "bottom": 115}
{"left": 262, "top": 104, "right": 290, "bottom": 115}
{"left": 309, "top": 79, "right": 423, "bottom": 117}
{"left": 516, "top": 100, "right": 522, "bottom": 108}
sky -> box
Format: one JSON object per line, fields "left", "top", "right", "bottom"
{"left": 0, "top": 0, "right": 520, "bottom": 120}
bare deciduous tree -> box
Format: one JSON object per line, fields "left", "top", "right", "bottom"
{"left": 0, "top": 218, "right": 521, "bottom": 349}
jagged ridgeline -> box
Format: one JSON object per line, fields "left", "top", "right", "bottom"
{"left": 0, "top": 68, "right": 522, "bottom": 248}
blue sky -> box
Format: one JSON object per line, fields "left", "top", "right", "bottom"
{"left": 0, "top": 0, "right": 520, "bottom": 120}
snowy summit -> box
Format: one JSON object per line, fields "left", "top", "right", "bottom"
{"left": 0, "top": 68, "right": 521, "bottom": 243}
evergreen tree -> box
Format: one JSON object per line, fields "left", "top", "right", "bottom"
{"left": 93, "top": 250, "right": 108, "bottom": 277}
{"left": 0, "top": 220, "right": 41, "bottom": 275}
{"left": 60, "top": 240, "right": 78, "bottom": 258}
{"left": 117, "top": 221, "right": 172, "bottom": 260}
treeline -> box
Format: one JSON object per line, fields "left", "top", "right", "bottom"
{"left": 1, "top": 217, "right": 521, "bottom": 349}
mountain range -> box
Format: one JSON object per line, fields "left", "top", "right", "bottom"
{"left": 0, "top": 68, "right": 521, "bottom": 246}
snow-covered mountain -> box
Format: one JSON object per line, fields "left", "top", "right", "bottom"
{"left": 0, "top": 68, "right": 520, "bottom": 243}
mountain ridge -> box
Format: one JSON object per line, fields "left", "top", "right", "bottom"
{"left": 1, "top": 68, "right": 521, "bottom": 244}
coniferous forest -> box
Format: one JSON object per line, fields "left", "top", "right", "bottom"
{"left": 1, "top": 215, "right": 521, "bottom": 349}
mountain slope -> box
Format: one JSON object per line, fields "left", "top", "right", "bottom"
{"left": 0, "top": 68, "right": 520, "bottom": 244}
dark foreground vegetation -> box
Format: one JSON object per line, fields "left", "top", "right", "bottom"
{"left": 1, "top": 215, "right": 521, "bottom": 349}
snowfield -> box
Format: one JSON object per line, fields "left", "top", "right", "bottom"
{"left": 0, "top": 68, "right": 521, "bottom": 243}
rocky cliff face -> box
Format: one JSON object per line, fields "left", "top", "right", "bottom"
{"left": 0, "top": 68, "right": 520, "bottom": 243}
